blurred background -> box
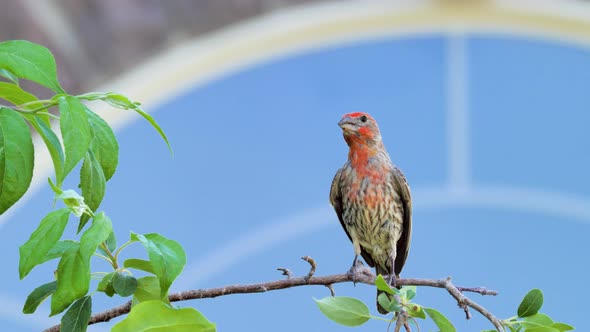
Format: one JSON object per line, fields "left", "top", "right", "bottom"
{"left": 1, "top": 0, "right": 589, "bottom": 331}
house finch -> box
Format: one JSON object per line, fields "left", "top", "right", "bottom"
{"left": 330, "top": 112, "right": 412, "bottom": 314}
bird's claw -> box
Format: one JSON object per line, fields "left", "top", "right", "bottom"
{"left": 347, "top": 259, "right": 364, "bottom": 286}
{"left": 388, "top": 273, "right": 397, "bottom": 288}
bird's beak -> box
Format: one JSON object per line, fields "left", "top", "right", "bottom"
{"left": 338, "top": 117, "right": 355, "bottom": 131}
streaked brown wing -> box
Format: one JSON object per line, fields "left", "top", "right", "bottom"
{"left": 330, "top": 167, "right": 375, "bottom": 267}
{"left": 391, "top": 166, "right": 412, "bottom": 275}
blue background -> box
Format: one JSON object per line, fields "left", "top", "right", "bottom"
{"left": 2, "top": 34, "right": 589, "bottom": 331}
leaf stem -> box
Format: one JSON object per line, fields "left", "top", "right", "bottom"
{"left": 99, "top": 243, "right": 118, "bottom": 270}
{"left": 113, "top": 240, "right": 135, "bottom": 262}
{"left": 370, "top": 315, "right": 393, "bottom": 322}
{"left": 93, "top": 253, "right": 112, "bottom": 265}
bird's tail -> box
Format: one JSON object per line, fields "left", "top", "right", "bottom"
{"left": 375, "top": 266, "right": 395, "bottom": 314}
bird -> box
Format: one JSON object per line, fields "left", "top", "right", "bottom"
{"left": 329, "top": 112, "right": 412, "bottom": 314}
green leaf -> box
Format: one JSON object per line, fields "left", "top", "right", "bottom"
{"left": 79, "top": 212, "right": 112, "bottom": 259}
{"left": 131, "top": 232, "right": 186, "bottom": 297}
{"left": 59, "top": 96, "right": 91, "bottom": 181}
{"left": 314, "top": 296, "right": 370, "bottom": 327}
{"left": 113, "top": 272, "right": 138, "bottom": 297}
{"left": 375, "top": 274, "right": 396, "bottom": 295}
{"left": 124, "top": 258, "right": 154, "bottom": 274}
{"left": 524, "top": 313, "right": 554, "bottom": 326}
{"left": 50, "top": 213, "right": 108, "bottom": 315}
{"left": 377, "top": 293, "right": 393, "bottom": 313}
{"left": 0, "top": 107, "right": 34, "bottom": 215}
{"left": 0, "top": 68, "right": 18, "bottom": 84}
{"left": 103, "top": 93, "right": 171, "bottom": 153}
{"left": 522, "top": 327, "right": 559, "bottom": 332}
{"left": 518, "top": 289, "right": 544, "bottom": 318}
{"left": 401, "top": 286, "right": 417, "bottom": 301}
{"left": 0, "top": 83, "right": 50, "bottom": 127}
{"left": 78, "top": 151, "right": 106, "bottom": 232}
{"left": 42, "top": 240, "right": 78, "bottom": 264}
{"left": 551, "top": 323, "right": 574, "bottom": 331}
{"left": 112, "top": 300, "right": 215, "bottom": 332}
{"left": 98, "top": 230, "right": 116, "bottom": 257}
{"left": 102, "top": 92, "right": 140, "bottom": 110}
{"left": 60, "top": 296, "right": 91, "bottom": 332}
{"left": 97, "top": 272, "right": 116, "bottom": 297}
{"left": 23, "top": 281, "right": 57, "bottom": 314}
{"left": 0, "top": 40, "right": 63, "bottom": 92}
{"left": 48, "top": 177, "right": 63, "bottom": 195}
{"left": 424, "top": 307, "right": 456, "bottom": 332}
{"left": 519, "top": 322, "right": 549, "bottom": 330}
{"left": 51, "top": 244, "right": 90, "bottom": 315}
{"left": 378, "top": 292, "right": 402, "bottom": 313}
{"left": 29, "top": 117, "right": 64, "bottom": 182}
{"left": 0, "top": 81, "right": 37, "bottom": 105}
{"left": 130, "top": 106, "right": 172, "bottom": 154}
{"left": 86, "top": 109, "right": 118, "bottom": 181}
{"left": 106, "top": 230, "right": 117, "bottom": 252}
{"left": 517, "top": 316, "right": 562, "bottom": 332}
{"left": 132, "top": 276, "right": 164, "bottom": 305}
{"left": 19, "top": 208, "right": 70, "bottom": 279}
{"left": 407, "top": 303, "right": 426, "bottom": 319}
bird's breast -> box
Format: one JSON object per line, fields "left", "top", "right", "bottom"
{"left": 340, "top": 163, "right": 393, "bottom": 209}
{"left": 339, "top": 163, "right": 404, "bottom": 254}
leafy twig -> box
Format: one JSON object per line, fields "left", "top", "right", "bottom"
{"left": 43, "top": 269, "right": 500, "bottom": 332}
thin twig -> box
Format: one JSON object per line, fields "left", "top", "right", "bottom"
{"left": 387, "top": 315, "right": 395, "bottom": 332}
{"left": 326, "top": 284, "right": 335, "bottom": 296}
{"left": 404, "top": 320, "right": 412, "bottom": 332}
{"left": 457, "top": 286, "right": 497, "bottom": 295}
{"left": 43, "top": 271, "right": 501, "bottom": 332}
{"left": 437, "top": 277, "right": 503, "bottom": 331}
{"left": 393, "top": 310, "right": 411, "bottom": 332}
{"left": 394, "top": 316, "right": 404, "bottom": 332}
{"left": 276, "top": 268, "right": 293, "bottom": 279}
{"left": 408, "top": 316, "right": 421, "bottom": 332}
{"left": 460, "top": 302, "right": 471, "bottom": 320}
{"left": 301, "top": 256, "right": 316, "bottom": 280}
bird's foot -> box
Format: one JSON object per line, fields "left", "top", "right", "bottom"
{"left": 388, "top": 273, "right": 397, "bottom": 288}
{"left": 347, "top": 259, "right": 364, "bottom": 286}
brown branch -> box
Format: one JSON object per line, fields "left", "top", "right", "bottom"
{"left": 394, "top": 314, "right": 405, "bottom": 332}
{"left": 44, "top": 271, "right": 502, "bottom": 332}
{"left": 437, "top": 277, "right": 504, "bottom": 331}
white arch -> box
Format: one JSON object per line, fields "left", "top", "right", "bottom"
{"left": 3, "top": 0, "right": 590, "bottom": 227}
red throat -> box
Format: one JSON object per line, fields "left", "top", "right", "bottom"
{"left": 347, "top": 143, "right": 377, "bottom": 169}
{"left": 358, "top": 127, "right": 374, "bottom": 138}
{"left": 346, "top": 143, "right": 389, "bottom": 207}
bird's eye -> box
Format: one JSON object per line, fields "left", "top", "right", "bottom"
{"left": 360, "top": 115, "right": 368, "bottom": 123}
